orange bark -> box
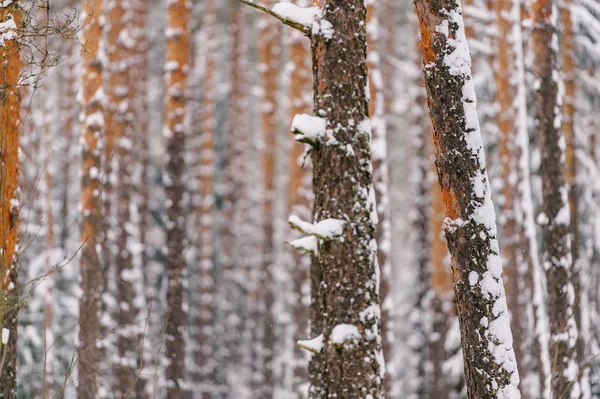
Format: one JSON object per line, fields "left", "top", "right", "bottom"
{"left": 0, "top": 3, "right": 21, "bottom": 396}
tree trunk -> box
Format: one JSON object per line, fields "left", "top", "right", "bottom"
{"left": 304, "top": 1, "right": 385, "bottom": 397}
{"left": 413, "top": 0, "right": 521, "bottom": 396}
{"left": 77, "top": 1, "right": 104, "bottom": 397}
{"left": 163, "top": 0, "right": 191, "bottom": 396}
{"left": 258, "top": 1, "right": 280, "bottom": 396}
{"left": 366, "top": 3, "right": 394, "bottom": 396}
{"left": 531, "top": 0, "right": 580, "bottom": 394}
{"left": 561, "top": 1, "right": 587, "bottom": 393}
{"left": 0, "top": 4, "right": 22, "bottom": 397}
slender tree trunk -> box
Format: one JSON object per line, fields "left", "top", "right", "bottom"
{"left": 414, "top": 0, "right": 521, "bottom": 396}
{"left": 163, "top": 0, "right": 191, "bottom": 396}
{"left": 77, "top": 1, "right": 104, "bottom": 397}
{"left": 0, "top": 4, "right": 21, "bottom": 397}
{"left": 258, "top": 1, "right": 280, "bottom": 396}
{"left": 41, "top": 87, "right": 55, "bottom": 399}
{"left": 287, "top": 1, "right": 312, "bottom": 395}
{"left": 366, "top": 3, "right": 394, "bottom": 396}
{"left": 130, "top": 1, "right": 151, "bottom": 394}
{"left": 531, "top": 0, "right": 580, "bottom": 395}
{"left": 560, "top": 2, "right": 588, "bottom": 394}
{"left": 300, "top": 1, "right": 385, "bottom": 397}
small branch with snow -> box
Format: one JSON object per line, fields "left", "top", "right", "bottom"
{"left": 291, "top": 114, "right": 327, "bottom": 147}
{"left": 236, "top": 0, "right": 311, "bottom": 35}
{"left": 297, "top": 334, "right": 324, "bottom": 354}
{"left": 287, "top": 235, "right": 318, "bottom": 255}
{"left": 288, "top": 215, "right": 345, "bottom": 241}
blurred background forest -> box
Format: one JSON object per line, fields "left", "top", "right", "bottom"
{"left": 0, "top": 0, "right": 597, "bottom": 397}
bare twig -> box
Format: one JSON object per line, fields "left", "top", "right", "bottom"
{"left": 236, "top": 0, "right": 311, "bottom": 35}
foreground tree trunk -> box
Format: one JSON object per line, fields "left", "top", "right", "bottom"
{"left": 163, "top": 0, "right": 191, "bottom": 396}
{"left": 413, "top": 0, "right": 521, "bottom": 396}
{"left": 531, "top": 0, "right": 580, "bottom": 395}
{"left": 0, "top": 4, "right": 21, "bottom": 397}
{"left": 299, "top": 1, "right": 385, "bottom": 396}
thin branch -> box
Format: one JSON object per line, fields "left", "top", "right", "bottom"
{"left": 236, "top": 0, "right": 311, "bottom": 36}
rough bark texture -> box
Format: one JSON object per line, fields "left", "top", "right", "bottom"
{"left": 531, "top": 0, "right": 580, "bottom": 395}
{"left": 414, "top": 0, "right": 521, "bottom": 397}
{"left": 307, "top": 1, "right": 385, "bottom": 397}
{"left": 0, "top": 4, "right": 21, "bottom": 398}
{"left": 163, "top": 0, "right": 191, "bottom": 397}
{"left": 258, "top": 2, "right": 279, "bottom": 396}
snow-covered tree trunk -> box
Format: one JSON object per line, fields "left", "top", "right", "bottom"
{"left": 0, "top": 3, "right": 22, "bottom": 397}
{"left": 531, "top": 0, "right": 580, "bottom": 394}
{"left": 294, "top": 1, "right": 385, "bottom": 396}
{"left": 77, "top": 1, "right": 104, "bottom": 397}
{"left": 286, "top": 0, "right": 312, "bottom": 395}
{"left": 163, "top": 0, "right": 191, "bottom": 396}
{"left": 560, "top": 1, "right": 588, "bottom": 393}
{"left": 413, "top": 0, "right": 521, "bottom": 396}
{"left": 258, "top": 1, "right": 280, "bottom": 396}
{"left": 366, "top": 3, "right": 394, "bottom": 396}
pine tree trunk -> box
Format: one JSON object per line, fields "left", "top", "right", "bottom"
{"left": 163, "top": 0, "right": 191, "bottom": 396}
{"left": 366, "top": 4, "right": 394, "bottom": 396}
{"left": 531, "top": 0, "right": 580, "bottom": 394}
{"left": 77, "top": 1, "right": 104, "bottom": 397}
{"left": 560, "top": 1, "right": 587, "bottom": 392}
{"left": 413, "top": 0, "right": 521, "bottom": 396}
{"left": 305, "top": 1, "right": 385, "bottom": 397}
{"left": 0, "top": 4, "right": 21, "bottom": 397}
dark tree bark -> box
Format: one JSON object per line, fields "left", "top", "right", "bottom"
{"left": 163, "top": 0, "right": 191, "bottom": 397}
{"left": 531, "top": 0, "right": 580, "bottom": 395}
{"left": 303, "top": 1, "right": 385, "bottom": 397}
{"left": 413, "top": 0, "right": 521, "bottom": 397}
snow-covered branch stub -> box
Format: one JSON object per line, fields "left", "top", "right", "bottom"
{"left": 288, "top": 215, "right": 345, "bottom": 241}
{"left": 291, "top": 113, "right": 327, "bottom": 147}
